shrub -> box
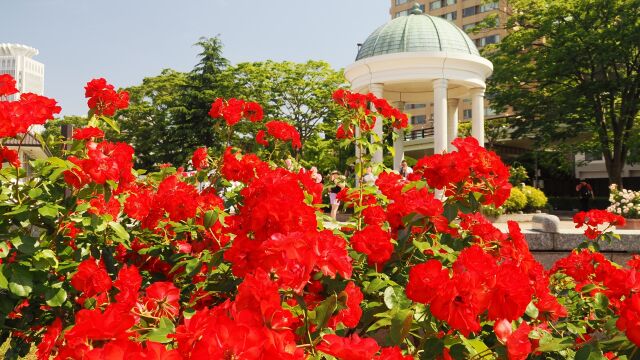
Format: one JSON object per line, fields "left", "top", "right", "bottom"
{"left": 522, "top": 185, "right": 548, "bottom": 210}
{"left": 503, "top": 186, "right": 527, "bottom": 213}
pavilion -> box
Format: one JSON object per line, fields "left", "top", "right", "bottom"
{"left": 344, "top": 3, "right": 493, "bottom": 170}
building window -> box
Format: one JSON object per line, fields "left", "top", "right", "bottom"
{"left": 430, "top": 0, "right": 457, "bottom": 10}
{"left": 480, "top": 1, "right": 499, "bottom": 12}
{"left": 411, "top": 115, "right": 427, "bottom": 125}
{"left": 463, "top": 22, "right": 477, "bottom": 31}
{"left": 462, "top": 6, "right": 477, "bottom": 17}
{"left": 405, "top": 103, "right": 426, "bottom": 110}
{"left": 585, "top": 151, "right": 603, "bottom": 162}
{"left": 476, "top": 34, "right": 500, "bottom": 47}
{"left": 463, "top": 2, "right": 498, "bottom": 17}
{"left": 395, "top": 10, "right": 409, "bottom": 17}
{"left": 484, "top": 107, "right": 497, "bottom": 116}
{"left": 441, "top": 11, "right": 457, "bottom": 21}
{"left": 463, "top": 109, "right": 472, "bottom": 119}
{"left": 395, "top": 0, "right": 409, "bottom": 5}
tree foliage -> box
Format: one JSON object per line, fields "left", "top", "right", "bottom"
{"left": 487, "top": 0, "right": 640, "bottom": 185}
{"left": 114, "top": 37, "right": 348, "bottom": 173}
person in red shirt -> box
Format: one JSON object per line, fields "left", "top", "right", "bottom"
{"left": 576, "top": 179, "right": 594, "bottom": 211}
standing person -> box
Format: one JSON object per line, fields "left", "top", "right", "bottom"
{"left": 576, "top": 179, "right": 594, "bottom": 211}
{"left": 329, "top": 171, "right": 344, "bottom": 220}
{"left": 362, "top": 166, "right": 377, "bottom": 186}
{"left": 399, "top": 160, "right": 413, "bottom": 178}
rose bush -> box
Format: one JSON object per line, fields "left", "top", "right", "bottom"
{"left": 0, "top": 75, "right": 639, "bottom": 359}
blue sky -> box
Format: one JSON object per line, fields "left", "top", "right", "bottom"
{"left": 2, "top": 0, "right": 390, "bottom": 115}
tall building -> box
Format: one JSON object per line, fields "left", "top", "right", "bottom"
{"left": 387, "top": 1, "right": 507, "bottom": 131}
{"left": 0, "top": 43, "right": 45, "bottom": 101}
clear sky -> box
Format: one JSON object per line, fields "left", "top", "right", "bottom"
{"left": 2, "top": 0, "right": 390, "bottom": 115}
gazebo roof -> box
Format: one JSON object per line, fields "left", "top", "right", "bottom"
{"left": 356, "top": 3, "right": 479, "bottom": 61}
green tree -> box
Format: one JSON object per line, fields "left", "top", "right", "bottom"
{"left": 227, "top": 60, "right": 347, "bottom": 158}
{"left": 114, "top": 69, "right": 188, "bottom": 169}
{"left": 487, "top": 0, "right": 640, "bottom": 186}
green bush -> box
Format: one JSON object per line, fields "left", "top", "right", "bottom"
{"left": 504, "top": 187, "right": 528, "bottom": 213}
{"left": 522, "top": 185, "right": 548, "bottom": 210}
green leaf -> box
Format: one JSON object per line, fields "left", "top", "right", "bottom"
{"left": 28, "top": 188, "right": 43, "bottom": 199}
{"left": 525, "top": 301, "right": 539, "bottom": 319}
{"left": 108, "top": 222, "right": 130, "bottom": 241}
{"left": 146, "top": 317, "right": 175, "bottom": 343}
{"left": 203, "top": 210, "right": 218, "bottom": 228}
{"left": 100, "top": 115, "right": 121, "bottom": 133}
{"left": 535, "top": 336, "right": 574, "bottom": 352}
{"left": 8, "top": 267, "right": 33, "bottom": 297}
{"left": 463, "top": 338, "right": 491, "bottom": 358}
{"left": 390, "top": 309, "right": 412, "bottom": 345}
{"left": 575, "top": 344, "right": 606, "bottom": 360}
{"left": 11, "top": 235, "right": 37, "bottom": 255}
{"left": 312, "top": 294, "right": 338, "bottom": 329}
{"left": 594, "top": 292, "right": 609, "bottom": 311}
{"left": 383, "top": 286, "right": 411, "bottom": 310}
{"left": 45, "top": 286, "right": 67, "bottom": 307}
{"left": 38, "top": 204, "right": 60, "bottom": 218}
{"left": 33, "top": 249, "right": 59, "bottom": 270}
{"left": 0, "top": 265, "right": 8, "bottom": 289}
{"left": 421, "top": 337, "right": 445, "bottom": 360}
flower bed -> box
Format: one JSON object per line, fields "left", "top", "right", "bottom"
{"left": 1, "top": 74, "right": 639, "bottom": 359}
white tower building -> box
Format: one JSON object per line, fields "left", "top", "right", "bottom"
{"left": 0, "top": 43, "right": 45, "bottom": 101}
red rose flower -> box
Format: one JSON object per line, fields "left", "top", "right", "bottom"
{"left": 72, "top": 126, "right": 105, "bottom": 140}
{"left": 256, "top": 130, "right": 269, "bottom": 147}
{"left": 350, "top": 224, "right": 394, "bottom": 268}
{"left": 0, "top": 73, "right": 18, "bottom": 96}
{"left": 317, "top": 334, "right": 380, "bottom": 360}
{"left": 144, "top": 281, "right": 181, "bottom": 318}
{"left": 70, "top": 257, "right": 112, "bottom": 297}
{"left": 506, "top": 322, "right": 533, "bottom": 360}
{"left": 0, "top": 146, "right": 20, "bottom": 168}
{"left": 265, "top": 120, "right": 302, "bottom": 149}
{"left": 191, "top": 147, "right": 208, "bottom": 170}
{"left": 85, "top": 78, "right": 129, "bottom": 116}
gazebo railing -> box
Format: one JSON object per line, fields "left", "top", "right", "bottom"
{"left": 404, "top": 127, "right": 434, "bottom": 141}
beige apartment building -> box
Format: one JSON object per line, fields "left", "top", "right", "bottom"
{"left": 388, "top": 0, "right": 508, "bottom": 132}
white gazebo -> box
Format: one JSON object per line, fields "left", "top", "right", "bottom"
{"left": 344, "top": 3, "right": 493, "bottom": 169}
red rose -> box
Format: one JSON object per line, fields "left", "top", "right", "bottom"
{"left": 506, "top": 322, "right": 533, "bottom": 360}
{"left": 0, "top": 146, "right": 20, "bottom": 168}
{"left": 317, "top": 334, "right": 380, "bottom": 360}
{"left": 85, "top": 78, "right": 129, "bottom": 116}
{"left": 350, "top": 224, "right": 394, "bottom": 268}
{"left": 72, "top": 126, "right": 104, "bottom": 140}
{"left": 144, "top": 281, "right": 181, "bottom": 318}
{"left": 70, "top": 258, "right": 112, "bottom": 297}
{"left": 265, "top": 120, "right": 302, "bottom": 149}
{"left": 191, "top": 147, "right": 208, "bottom": 170}
{"left": 0, "top": 74, "right": 18, "bottom": 96}
{"left": 256, "top": 130, "right": 269, "bottom": 147}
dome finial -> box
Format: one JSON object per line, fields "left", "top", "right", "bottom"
{"left": 410, "top": 2, "right": 423, "bottom": 15}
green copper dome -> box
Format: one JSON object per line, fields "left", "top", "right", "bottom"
{"left": 356, "top": 3, "right": 479, "bottom": 61}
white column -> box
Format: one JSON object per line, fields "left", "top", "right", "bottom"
{"left": 433, "top": 79, "right": 448, "bottom": 154}
{"left": 470, "top": 88, "right": 485, "bottom": 147}
{"left": 447, "top": 99, "right": 459, "bottom": 152}
{"left": 370, "top": 83, "right": 385, "bottom": 164}
{"left": 393, "top": 101, "right": 405, "bottom": 171}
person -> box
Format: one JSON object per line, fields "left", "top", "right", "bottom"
{"left": 329, "top": 171, "right": 344, "bottom": 220}
{"left": 576, "top": 179, "right": 594, "bottom": 211}
{"left": 362, "top": 166, "right": 377, "bottom": 186}
{"left": 399, "top": 160, "right": 413, "bottom": 178}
